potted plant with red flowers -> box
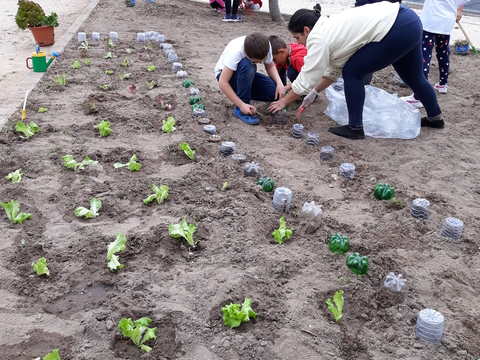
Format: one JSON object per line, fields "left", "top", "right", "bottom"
{"left": 15, "top": 0, "right": 59, "bottom": 46}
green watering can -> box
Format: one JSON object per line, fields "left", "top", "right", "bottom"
{"left": 26, "top": 46, "right": 58, "bottom": 72}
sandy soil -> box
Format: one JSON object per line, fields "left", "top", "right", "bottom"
{"left": 0, "top": 0, "right": 479, "bottom": 359}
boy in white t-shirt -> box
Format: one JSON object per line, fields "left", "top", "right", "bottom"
{"left": 402, "top": 0, "right": 469, "bottom": 107}
{"left": 215, "top": 32, "right": 285, "bottom": 125}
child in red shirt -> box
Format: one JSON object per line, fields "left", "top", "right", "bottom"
{"left": 268, "top": 35, "right": 307, "bottom": 91}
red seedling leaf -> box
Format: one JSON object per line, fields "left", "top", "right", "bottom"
{"left": 158, "top": 96, "right": 164, "bottom": 104}
{"left": 129, "top": 84, "right": 136, "bottom": 94}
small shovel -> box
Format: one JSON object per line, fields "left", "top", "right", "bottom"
{"left": 296, "top": 105, "right": 306, "bottom": 118}
{"left": 457, "top": 22, "right": 480, "bottom": 58}
{"left": 21, "top": 90, "right": 29, "bottom": 121}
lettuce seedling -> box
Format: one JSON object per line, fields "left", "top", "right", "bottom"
{"left": 222, "top": 181, "right": 228, "bottom": 191}
{"left": 75, "top": 198, "right": 101, "bottom": 219}
{"left": 178, "top": 142, "right": 195, "bottom": 160}
{"left": 147, "top": 65, "right": 155, "bottom": 72}
{"left": 114, "top": 154, "right": 141, "bottom": 172}
{"left": 0, "top": 200, "right": 32, "bottom": 224}
{"left": 107, "top": 233, "right": 127, "bottom": 270}
{"left": 5, "top": 169, "right": 24, "bottom": 183}
{"left": 125, "top": 48, "right": 133, "bottom": 54}
{"left": 144, "top": 45, "right": 153, "bottom": 51}
{"left": 84, "top": 59, "right": 90, "bottom": 66}
{"left": 122, "top": 56, "right": 130, "bottom": 67}
{"left": 146, "top": 80, "right": 157, "bottom": 90}
{"left": 107, "top": 37, "right": 115, "bottom": 47}
{"left": 32, "top": 257, "right": 50, "bottom": 276}
{"left": 62, "top": 155, "right": 98, "bottom": 171}
{"left": 15, "top": 121, "right": 39, "bottom": 138}
{"left": 143, "top": 184, "right": 168, "bottom": 205}
{"left": 78, "top": 41, "right": 92, "bottom": 50}
{"left": 162, "top": 116, "right": 176, "bottom": 133}
{"left": 103, "top": 52, "right": 117, "bottom": 59}
{"left": 73, "top": 60, "right": 80, "bottom": 69}
{"left": 169, "top": 217, "right": 196, "bottom": 248}
{"left": 34, "top": 348, "right": 60, "bottom": 360}
{"left": 158, "top": 96, "right": 172, "bottom": 111}
{"left": 54, "top": 74, "right": 66, "bottom": 86}
{"left": 221, "top": 298, "right": 258, "bottom": 328}
{"left": 118, "top": 317, "right": 157, "bottom": 353}
{"left": 326, "top": 290, "right": 344, "bottom": 322}
{"left": 105, "top": 69, "right": 114, "bottom": 75}
{"left": 99, "top": 84, "right": 111, "bottom": 90}
{"left": 38, "top": 107, "right": 47, "bottom": 113}
{"left": 118, "top": 73, "right": 131, "bottom": 80}
{"left": 93, "top": 120, "right": 112, "bottom": 137}
{"left": 272, "top": 216, "right": 293, "bottom": 244}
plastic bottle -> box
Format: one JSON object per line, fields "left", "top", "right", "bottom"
{"left": 273, "top": 187, "right": 292, "bottom": 212}
{"left": 273, "top": 109, "right": 287, "bottom": 125}
{"left": 305, "top": 132, "right": 320, "bottom": 146}
{"left": 301, "top": 201, "right": 323, "bottom": 225}
{"left": 176, "top": 70, "right": 187, "bottom": 79}
{"left": 381, "top": 272, "right": 407, "bottom": 292}
{"left": 203, "top": 125, "right": 216, "bottom": 135}
{"left": 92, "top": 32, "right": 100, "bottom": 41}
{"left": 231, "top": 154, "right": 246, "bottom": 163}
{"left": 219, "top": 142, "right": 236, "bottom": 156}
{"left": 172, "top": 62, "right": 183, "bottom": 71}
{"left": 109, "top": 32, "right": 118, "bottom": 42}
{"left": 320, "top": 146, "right": 334, "bottom": 161}
{"left": 339, "top": 163, "right": 355, "bottom": 179}
{"left": 163, "top": 43, "right": 173, "bottom": 52}
{"left": 192, "top": 108, "right": 205, "bottom": 118}
{"left": 168, "top": 52, "right": 178, "bottom": 63}
{"left": 440, "top": 217, "right": 464, "bottom": 240}
{"left": 78, "top": 32, "right": 86, "bottom": 42}
{"left": 137, "top": 33, "right": 145, "bottom": 42}
{"left": 291, "top": 124, "right": 304, "bottom": 138}
{"left": 416, "top": 309, "right": 444, "bottom": 345}
{"left": 244, "top": 162, "right": 259, "bottom": 178}
{"left": 410, "top": 198, "right": 430, "bottom": 219}
{"left": 190, "top": 88, "right": 200, "bottom": 96}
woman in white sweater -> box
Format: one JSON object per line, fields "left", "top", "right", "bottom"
{"left": 269, "top": 2, "right": 444, "bottom": 139}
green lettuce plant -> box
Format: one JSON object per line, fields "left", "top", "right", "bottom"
{"left": 107, "top": 37, "right": 115, "bottom": 47}
{"left": 15, "top": 121, "right": 39, "bottom": 138}
{"left": 84, "top": 59, "right": 90, "bottom": 65}
{"left": 99, "top": 84, "right": 111, "bottom": 90}
{"left": 103, "top": 52, "right": 117, "bottom": 59}
{"left": 162, "top": 116, "right": 176, "bottom": 133}
{"left": 75, "top": 198, "right": 101, "bottom": 219}
{"left": 147, "top": 65, "right": 155, "bottom": 72}
{"left": 38, "top": 107, "right": 47, "bottom": 113}
{"left": 93, "top": 120, "right": 112, "bottom": 137}
{"left": 62, "top": 155, "right": 98, "bottom": 171}
{"left": 326, "top": 290, "right": 344, "bottom": 322}
{"left": 122, "top": 56, "right": 130, "bottom": 67}
{"left": 107, "top": 233, "right": 127, "bottom": 270}
{"left": 32, "top": 257, "right": 49, "bottom": 276}
{"left": 6, "top": 169, "right": 24, "bottom": 183}
{"left": 118, "top": 317, "right": 157, "bottom": 352}
{"left": 169, "top": 217, "right": 196, "bottom": 248}
{"left": 0, "top": 200, "right": 32, "bottom": 224}
{"left": 143, "top": 185, "right": 168, "bottom": 205}
{"left": 54, "top": 74, "right": 66, "bottom": 86}
{"left": 221, "top": 298, "right": 257, "bottom": 328}
{"left": 114, "top": 154, "right": 141, "bottom": 172}
{"left": 178, "top": 142, "right": 195, "bottom": 160}
{"left": 272, "top": 216, "right": 292, "bottom": 244}
{"left": 73, "top": 60, "right": 80, "bottom": 69}
{"left": 33, "top": 348, "right": 60, "bottom": 360}
{"left": 105, "top": 69, "right": 113, "bottom": 75}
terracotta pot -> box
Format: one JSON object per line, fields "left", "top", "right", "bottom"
{"left": 29, "top": 25, "right": 55, "bottom": 46}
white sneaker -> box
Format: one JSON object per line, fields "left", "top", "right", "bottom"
{"left": 434, "top": 83, "right": 448, "bottom": 93}
{"left": 400, "top": 94, "right": 424, "bottom": 108}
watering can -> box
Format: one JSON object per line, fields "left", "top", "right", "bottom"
{"left": 26, "top": 45, "right": 58, "bottom": 72}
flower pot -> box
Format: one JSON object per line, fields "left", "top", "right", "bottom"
{"left": 29, "top": 25, "right": 55, "bottom": 46}
{"left": 455, "top": 44, "right": 469, "bottom": 55}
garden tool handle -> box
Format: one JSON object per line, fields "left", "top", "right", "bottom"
{"left": 26, "top": 57, "right": 33, "bottom": 69}
{"left": 457, "top": 22, "right": 473, "bottom": 47}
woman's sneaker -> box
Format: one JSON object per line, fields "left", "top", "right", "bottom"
{"left": 400, "top": 94, "right": 423, "bottom": 108}
{"left": 222, "top": 14, "right": 232, "bottom": 22}
{"left": 434, "top": 83, "right": 448, "bottom": 93}
{"left": 231, "top": 15, "right": 242, "bottom": 22}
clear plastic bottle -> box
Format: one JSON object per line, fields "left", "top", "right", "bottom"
{"left": 339, "top": 163, "right": 355, "bottom": 179}
{"left": 416, "top": 309, "right": 444, "bottom": 345}
{"left": 291, "top": 124, "right": 304, "bottom": 138}
{"left": 163, "top": 43, "right": 173, "bottom": 52}
{"left": 381, "top": 272, "right": 407, "bottom": 293}
{"left": 320, "top": 146, "right": 335, "bottom": 160}
{"left": 305, "top": 132, "right": 320, "bottom": 146}
{"left": 219, "top": 142, "right": 236, "bottom": 156}
{"left": 172, "top": 62, "right": 182, "bottom": 71}
{"left": 300, "top": 201, "right": 323, "bottom": 225}
{"left": 231, "top": 154, "right": 246, "bottom": 163}
{"left": 109, "top": 32, "right": 118, "bottom": 42}
{"left": 273, "top": 187, "right": 292, "bottom": 212}
{"left": 168, "top": 52, "right": 178, "bottom": 63}
{"left": 92, "top": 32, "right": 100, "bottom": 41}
{"left": 244, "top": 162, "right": 259, "bottom": 177}
{"left": 190, "top": 88, "right": 200, "bottom": 96}
{"left": 192, "top": 108, "right": 205, "bottom": 118}
{"left": 78, "top": 32, "right": 86, "bottom": 42}
{"left": 410, "top": 198, "right": 430, "bottom": 219}
{"left": 137, "top": 33, "right": 145, "bottom": 42}
{"left": 273, "top": 109, "right": 287, "bottom": 125}
{"left": 440, "top": 217, "right": 464, "bottom": 240}
{"left": 203, "top": 125, "right": 216, "bottom": 135}
{"left": 156, "top": 34, "right": 165, "bottom": 43}
{"left": 176, "top": 70, "right": 187, "bottom": 79}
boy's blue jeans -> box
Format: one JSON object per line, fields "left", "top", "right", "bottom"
{"left": 279, "top": 66, "right": 299, "bottom": 86}
{"left": 216, "top": 57, "right": 277, "bottom": 106}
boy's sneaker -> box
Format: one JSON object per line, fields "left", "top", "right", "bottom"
{"left": 400, "top": 94, "right": 424, "bottom": 108}
{"left": 434, "top": 83, "right": 448, "bottom": 93}
{"left": 233, "top": 107, "right": 259, "bottom": 125}
{"left": 231, "top": 15, "right": 242, "bottom": 22}
{"left": 222, "top": 14, "right": 232, "bottom": 22}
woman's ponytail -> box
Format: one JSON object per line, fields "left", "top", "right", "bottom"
{"left": 288, "top": 3, "right": 321, "bottom": 33}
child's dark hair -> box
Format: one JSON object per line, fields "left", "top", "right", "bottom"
{"left": 268, "top": 35, "right": 287, "bottom": 55}
{"left": 288, "top": 4, "right": 321, "bottom": 33}
{"left": 244, "top": 32, "right": 270, "bottom": 60}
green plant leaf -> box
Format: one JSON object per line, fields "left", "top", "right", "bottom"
{"left": 73, "top": 60, "right": 80, "bottom": 69}
{"left": 6, "top": 169, "right": 24, "bottom": 183}
{"left": 75, "top": 198, "right": 101, "bottom": 219}
{"left": 141, "top": 327, "right": 157, "bottom": 344}
{"left": 221, "top": 298, "right": 257, "bottom": 328}
{"left": 326, "top": 290, "right": 344, "bottom": 322}
{"left": 54, "top": 74, "right": 66, "bottom": 86}
{"left": 84, "top": 59, "right": 90, "bottom": 65}
{"left": 105, "top": 69, "right": 114, "bottom": 75}
{"left": 114, "top": 154, "right": 141, "bottom": 171}
{"left": 122, "top": 56, "right": 130, "bottom": 67}
{"left": 147, "top": 65, "right": 155, "bottom": 72}
{"left": 107, "top": 254, "right": 124, "bottom": 270}
{"left": 107, "top": 38, "right": 115, "bottom": 47}
{"left": 118, "top": 317, "right": 156, "bottom": 352}
{"left": 103, "top": 52, "right": 116, "bottom": 59}
{"left": 0, "top": 200, "right": 32, "bottom": 224}
{"left": 143, "top": 184, "right": 168, "bottom": 205}
{"left": 107, "top": 233, "right": 127, "bottom": 261}
{"left": 125, "top": 48, "right": 133, "bottom": 54}
{"left": 272, "top": 216, "right": 293, "bottom": 244}
{"left": 93, "top": 120, "right": 112, "bottom": 137}
{"left": 62, "top": 155, "right": 98, "bottom": 171}
{"left": 99, "top": 84, "right": 111, "bottom": 90}
{"left": 222, "top": 181, "right": 228, "bottom": 191}
{"left": 178, "top": 142, "right": 195, "bottom": 160}
{"left": 32, "top": 257, "right": 50, "bottom": 276}
{"left": 42, "top": 349, "right": 60, "bottom": 360}
{"left": 38, "top": 107, "right": 47, "bottom": 113}
{"left": 169, "top": 217, "right": 196, "bottom": 247}
{"left": 162, "top": 116, "right": 176, "bottom": 133}
{"left": 15, "top": 121, "right": 39, "bottom": 138}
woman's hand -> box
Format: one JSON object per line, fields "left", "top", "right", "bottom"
{"left": 239, "top": 103, "right": 256, "bottom": 115}
{"left": 268, "top": 98, "right": 286, "bottom": 113}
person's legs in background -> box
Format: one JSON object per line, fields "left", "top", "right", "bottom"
{"left": 434, "top": 34, "right": 450, "bottom": 92}
{"left": 278, "top": 67, "right": 287, "bottom": 86}
{"left": 224, "top": 0, "right": 241, "bottom": 21}
{"left": 287, "top": 66, "right": 299, "bottom": 83}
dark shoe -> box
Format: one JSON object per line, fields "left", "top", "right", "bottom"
{"left": 328, "top": 125, "right": 365, "bottom": 139}
{"left": 421, "top": 117, "right": 444, "bottom": 129}
{"left": 233, "top": 107, "right": 259, "bottom": 125}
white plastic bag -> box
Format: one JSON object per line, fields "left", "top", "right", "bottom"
{"left": 324, "top": 83, "right": 421, "bottom": 139}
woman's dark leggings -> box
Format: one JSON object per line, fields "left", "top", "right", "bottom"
{"left": 342, "top": 5, "right": 442, "bottom": 129}
{"left": 225, "top": 0, "right": 240, "bottom": 15}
